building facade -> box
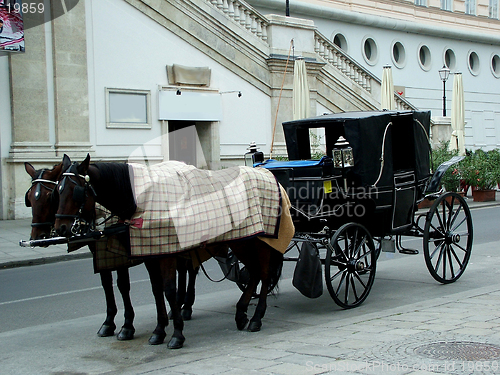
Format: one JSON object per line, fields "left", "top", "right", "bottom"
{"left": 1, "top": 0, "right": 498, "bottom": 219}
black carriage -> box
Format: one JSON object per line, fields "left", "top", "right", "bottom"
{"left": 255, "top": 110, "right": 473, "bottom": 308}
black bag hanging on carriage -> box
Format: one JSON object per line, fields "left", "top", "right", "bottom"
{"left": 292, "top": 242, "right": 323, "bottom": 298}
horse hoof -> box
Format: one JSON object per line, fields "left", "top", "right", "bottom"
{"left": 97, "top": 324, "right": 116, "bottom": 337}
{"left": 167, "top": 336, "right": 185, "bottom": 349}
{"left": 148, "top": 332, "right": 166, "bottom": 345}
{"left": 248, "top": 320, "right": 262, "bottom": 332}
{"left": 117, "top": 327, "right": 135, "bottom": 341}
{"left": 181, "top": 308, "right": 192, "bottom": 321}
{"left": 236, "top": 317, "right": 249, "bottom": 331}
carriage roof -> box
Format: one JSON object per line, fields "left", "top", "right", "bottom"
{"left": 281, "top": 110, "right": 431, "bottom": 187}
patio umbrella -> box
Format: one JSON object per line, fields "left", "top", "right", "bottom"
{"left": 293, "top": 57, "right": 310, "bottom": 120}
{"left": 451, "top": 73, "right": 466, "bottom": 155}
{"left": 381, "top": 65, "right": 395, "bottom": 110}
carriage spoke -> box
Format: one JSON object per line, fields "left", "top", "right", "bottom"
{"left": 344, "top": 273, "right": 350, "bottom": 304}
{"left": 448, "top": 245, "right": 463, "bottom": 270}
{"left": 429, "top": 222, "right": 445, "bottom": 237}
{"left": 429, "top": 241, "right": 445, "bottom": 260}
{"left": 353, "top": 271, "right": 368, "bottom": 289}
{"left": 335, "top": 271, "right": 348, "bottom": 295}
{"left": 451, "top": 216, "right": 467, "bottom": 233}
{"left": 433, "top": 244, "right": 445, "bottom": 273}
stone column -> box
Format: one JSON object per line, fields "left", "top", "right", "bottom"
{"left": 51, "top": 0, "right": 92, "bottom": 157}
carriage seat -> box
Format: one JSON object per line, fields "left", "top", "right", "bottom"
{"left": 257, "top": 157, "right": 340, "bottom": 217}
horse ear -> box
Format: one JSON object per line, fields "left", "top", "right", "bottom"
{"left": 25, "top": 162, "right": 36, "bottom": 178}
{"left": 78, "top": 153, "right": 91, "bottom": 175}
{"left": 62, "top": 154, "right": 71, "bottom": 171}
{"left": 49, "top": 163, "right": 63, "bottom": 181}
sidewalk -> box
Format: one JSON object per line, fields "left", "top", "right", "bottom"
{"left": 2, "top": 193, "right": 499, "bottom": 270}
{"left": 0, "top": 218, "right": 91, "bottom": 269}
{"left": 2, "top": 194, "right": 500, "bottom": 374}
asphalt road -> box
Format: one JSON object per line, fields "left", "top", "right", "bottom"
{"left": 1, "top": 206, "right": 499, "bottom": 334}
{"left": 0, "top": 206, "right": 499, "bottom": 374}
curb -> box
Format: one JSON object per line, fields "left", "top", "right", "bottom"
{"left": 0, "top": 251, "right": 93, "bottom": 270}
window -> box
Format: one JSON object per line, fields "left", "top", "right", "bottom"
{"left": 468, "top": 51, "right": 480, "bottom": 76}
{"left": 362, "top": 37, "right": 378, "bottom": 66}
{"left": 490, "top": 0, "right": 499, "bottom": 19}
{"left": 444, "top": 48, "right": 456, "bottom": 70}
{"left": 491, "top": 54, "right": 500, "bottom": 77}
{"left": 105, "top": 88, "right": 151, "bottom": 129}
{"left": 333, "top": 33, "right": 348, "bottom": 53}
{"left": 465, "top": 0, "right": 476, "bottom": 15}
{"left": 415, "top": 0, "right": 427, "bottom": 6}
{"left": 441, "top": 0, "right": 452, "bottom": 11}
{"left": 418, "top": 44, "right": 432, "bottom": 71}
{"left": 391, "top": 41, "right": 406, "bottom": 68}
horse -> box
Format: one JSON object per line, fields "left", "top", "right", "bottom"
{"left": 24, "top": 161, "right": 169, "bottom": 344}
{"left": 53, "top": 154, "right": 289, "bottom": 349}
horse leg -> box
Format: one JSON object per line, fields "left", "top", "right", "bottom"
{"left": 97, "top": 270, "right": 117, "bottom": 337}
{"left": 235, "top": 273, "right": 259, "bottom": 331}
{"left": 181, "top": 264, "right": 199, "bottom": 321}
{"left": 145, "top": 260, "right": 168, "bottom": 345}
{"left": 159, "top": 257, "right": 185, "bottom": 349}
{"left": 115, "top": 267, "right": 135, "bottom": 341}
{"left": 175, "top": 258, "right": 188, "bottom": 320}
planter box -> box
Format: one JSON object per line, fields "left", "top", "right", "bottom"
{"left": 472, "top": 189, "right": 496, "bottom": 202}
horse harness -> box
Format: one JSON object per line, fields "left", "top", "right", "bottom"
{"left": 25, "top": 169, "right": 58, "bottom": 229}
{"left": 55, "top": 162, "right": 98, "bottom": 235}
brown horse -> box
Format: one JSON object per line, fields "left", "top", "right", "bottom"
{"left": 53, "top": 154, "right": 286, "bottom": 349}
{"left": 24, "top": 162, "right": 170, "bottom": 343}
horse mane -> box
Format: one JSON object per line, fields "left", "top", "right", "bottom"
{"left": 93, "top": 162, "right": 137, "bottom": 220}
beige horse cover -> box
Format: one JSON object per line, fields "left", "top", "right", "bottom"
{"left": 127, "top": 161, "right": 294, "bottom": 257}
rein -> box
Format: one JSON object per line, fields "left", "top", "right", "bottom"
{"left": 194, "top": 245, "right": 238, "bottom": 283}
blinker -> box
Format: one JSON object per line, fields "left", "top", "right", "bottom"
{"left": 73, "top": 185, "right": 86, "bottom": 204}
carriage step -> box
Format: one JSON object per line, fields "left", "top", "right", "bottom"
{"left": 398, "top": 248, "right": 419, "bottom": 255}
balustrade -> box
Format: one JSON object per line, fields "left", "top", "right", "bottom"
{"left": 205, "top": 0, "right": 269, "bottom": 43}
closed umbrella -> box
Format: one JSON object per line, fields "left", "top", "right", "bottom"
{"left": 293, "top": 57, "right": 310, "bottom": 120}
{"left": 381, "top": 65, "right": 395, "bottom": 110}
{"left": 451, "top": 73, "right": 466, "bottom": 155}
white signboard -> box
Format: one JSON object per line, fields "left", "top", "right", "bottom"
{"left": 158, "top": 89, "right": 222, "bottom": 121}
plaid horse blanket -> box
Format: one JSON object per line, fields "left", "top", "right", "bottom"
{"left": 127, "top": 161, "right": 294, "bottom": 257}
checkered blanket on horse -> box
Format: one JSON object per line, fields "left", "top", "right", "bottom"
{"left": 127, "top": 161, "right": 293, "bottom": 257}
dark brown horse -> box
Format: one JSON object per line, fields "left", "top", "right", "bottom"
{"left": 53, "top": 154, "right": 285, "bottom": 349}
{"left": 24, "top": 162, "right": 170, "bottom": 344}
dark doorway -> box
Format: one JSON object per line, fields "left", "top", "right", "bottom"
{"left": 169, "top": 121, "right": 197, "bottom": 166}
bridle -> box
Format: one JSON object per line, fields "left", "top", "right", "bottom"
{"left": 25, "top": 169, "right": 58, "bottom": 229}
{"left": 55, "top": 162, "right": 97, "bottom": 235}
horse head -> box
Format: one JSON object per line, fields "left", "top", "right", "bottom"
{"left": 24, "top": 161, "right": 63, "bottom": 240}
{"left": 54, "top": 154, "right": 97, "bottom": 237}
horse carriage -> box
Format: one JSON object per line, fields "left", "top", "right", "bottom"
{"left": 19, "top": 109, "right": 472, "bottom": 347}
{"left": 252, "top": 110, "right": 473, "bottom": 308}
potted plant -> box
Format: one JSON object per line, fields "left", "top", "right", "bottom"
{"left": 432, "top": 141, "right": 462, "bottom": 193}
{"left": 463, "top": 149, "right": 497, "bottom": 202}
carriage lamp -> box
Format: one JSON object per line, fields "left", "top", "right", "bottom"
{"left": 332, "top": 136, "right": 354, "bottom": 169}
{"left": 244, "top": 141, "right": 264, "bottom": 167}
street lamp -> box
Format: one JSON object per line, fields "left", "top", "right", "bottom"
{"left": 439, "top": 65, "right": 450, "bottom": 116}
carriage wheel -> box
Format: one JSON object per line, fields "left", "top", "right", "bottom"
{"left": 325, "top": 223, "right": 377, "bottom": 309}
{"left": 423, "top": 192, "right": 473, "bottom": 284}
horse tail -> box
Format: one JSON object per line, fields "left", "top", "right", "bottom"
{"left": 268, "top": 249, "right": 284, "bottom": 295}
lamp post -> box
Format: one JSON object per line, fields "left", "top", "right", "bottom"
{"left": 439, "top": 65, "right": 450, "bottom": 116}
{"left": 286, "top": 0, "right": 290, "bottom": 16}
